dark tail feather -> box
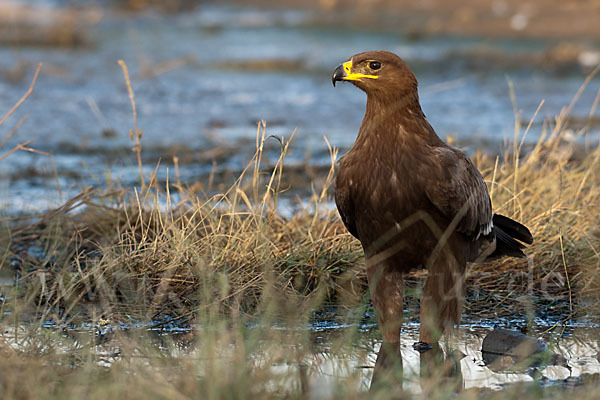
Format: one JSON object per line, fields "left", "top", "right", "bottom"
{"left": 489, "top": 214, "right": 534, "bottom": 259}
{"left": 493, "top": 214, "right": 534, "bottom": 244}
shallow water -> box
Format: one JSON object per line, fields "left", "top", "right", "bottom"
{"left": 2, "top": 261, "right": 598, "bottom": 394}
{"left": 2, "top": 307, "right": 600, "bottom": 395}
{"left": 1, "top": 3, "right": 599, "bottom": 214}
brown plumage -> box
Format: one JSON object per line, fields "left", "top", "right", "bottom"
{"left": 331, "top": 50, "right": 533, "bottom": 379}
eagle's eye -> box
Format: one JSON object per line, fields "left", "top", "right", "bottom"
{"left": 368, "top": 61, "right": 381, "bottom": 70}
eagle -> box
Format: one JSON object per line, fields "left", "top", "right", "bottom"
{"left": 331, "top": 50, "right": 533, "bottom": 371}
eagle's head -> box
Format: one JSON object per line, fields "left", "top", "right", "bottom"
{"left": 332, "top": 50, "right": 418, "bottom": 98}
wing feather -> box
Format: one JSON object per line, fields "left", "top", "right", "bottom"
{"left": 425, "top": 147, "right": 493, "bottom": 240}
{"left": 334, "top": 166, "right": 359, "bottom": 239}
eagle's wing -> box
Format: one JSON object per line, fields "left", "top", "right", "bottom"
{"left": 425, "top": 147, "right": 493, "bottom": 240}
{"left": 335, "top": 168, "right": 359, "bottom": 239}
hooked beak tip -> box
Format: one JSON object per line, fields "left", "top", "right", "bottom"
{"left": 332, "top": 63, "right": 345, "bottom": 88}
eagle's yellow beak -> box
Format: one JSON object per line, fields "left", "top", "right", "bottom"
{"left": 332, "top": 60, "right": 379, "bottom": 86}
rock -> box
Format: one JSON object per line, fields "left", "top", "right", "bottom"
{"left": 481, "top": 329, "right": 549, "bottom": 372}
{"left": 412, "top": 341, "right": 433, "bottom": 353}
{"left": 482, "top": 328, "right": 546, "bottom": 356}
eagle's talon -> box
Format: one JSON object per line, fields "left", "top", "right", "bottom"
{"left": 413, "top": 341, "right": 433, "bottom": 353}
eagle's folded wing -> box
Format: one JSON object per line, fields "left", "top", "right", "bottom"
{"left": 425, "top": 147, "right": 493, "bottom": 240}
{"left": 335, "top": 179, "right": 359, "bottom": 239}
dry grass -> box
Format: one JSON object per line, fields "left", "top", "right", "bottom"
{"left": 3, "top": 90, "right": 598, "bottom": 325}
{"left": 4, "top": 123, "right": 599, "bottom": 325}
{"left": 3, "top": 125, "right": 363, "bottom": 322}
{"left": 465, "top": 80, "right": 600, "bottom": 319}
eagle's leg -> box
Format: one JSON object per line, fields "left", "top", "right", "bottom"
{"left": 420, "top": 343, "right": 464, "bottom": 394}
{"left": 367, "top": 260, "right": 404, "bottom": 386}
{"left": 419, "top": 252, "right": 466, "bottom": 345}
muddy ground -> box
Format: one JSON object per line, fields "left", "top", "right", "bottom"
{"left": 238, "top": 0, "right": 600, "bottom": 40}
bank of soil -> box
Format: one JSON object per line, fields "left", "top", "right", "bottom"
{"left": 240, "top": 0, "right": 600, "bottom": 40}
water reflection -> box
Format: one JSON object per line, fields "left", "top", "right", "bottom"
{"left": 2, "top": 313, "right": 599, "bottom": 395}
